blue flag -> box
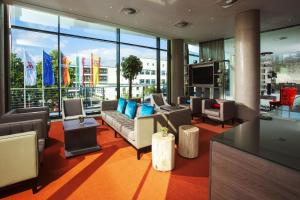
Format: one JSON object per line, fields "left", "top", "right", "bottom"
{"left": 24, "top": 50, "right": 37, "bottom": 86}
{"left": 43, "top": 51, "right": 54, "bottom": 86}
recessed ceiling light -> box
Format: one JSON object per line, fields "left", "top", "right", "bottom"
{"left": 188, "top": 8, "right": 192, "bottom": 12}
{"left": 174, "top": 21, "right": 190, "bottom": 28}
{"left": 216, "top": 0, "right": 238, "bottom": 8}
{"left": 109, "top": 6, "right": 113, "bottom": 9}
{"left": 278, "top": 36, "right": 287, "bottom": 40}
{"left": 120, "top": 7, "right": 138, "bottom": 15}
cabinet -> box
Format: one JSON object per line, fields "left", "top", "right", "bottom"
{"left": 185, "top": 61, "right": 225, "bottom": 99}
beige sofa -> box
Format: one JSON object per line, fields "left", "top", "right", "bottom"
{"left": 0, "top": 119, "right": 44, "bottom": 193}
{"left": 101, "top": 100, "right": 167, "bottom": 160}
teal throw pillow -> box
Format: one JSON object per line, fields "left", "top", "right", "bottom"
{"left": 140, "top": 104, "right": 154, "bottom": 117}
{"left": 117, "top": 98, "right": 127, "bottom": 113}
{"left": 125, "top": 100, "right": 137, "bottom": 119}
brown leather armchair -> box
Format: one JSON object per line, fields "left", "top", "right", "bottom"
{"left": 0, "top": 107, "right": 49, "bottom": 140}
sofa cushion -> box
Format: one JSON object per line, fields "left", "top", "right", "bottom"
{"left": 121, "top": 121, "right": 135, "bottom": 141}
{"left": 117, "top": 98, "right": 127, "bottom": 113}
{"left": 140, "top": 104, "right": 154, "bottom": 117}
{"left": 125, "top": 100, "right": 137, "bottom": 119}
{"left": 204, "top": 109, "right": 220, "bottom": 117}
{"left": 212, "top": 103, "right": 221, "bottom": 109}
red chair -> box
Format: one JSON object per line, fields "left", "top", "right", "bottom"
{"left": 269, "top": 87, "right": 297, "bottom": 110}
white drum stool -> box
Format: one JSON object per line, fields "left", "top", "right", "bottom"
{"left": 152, "top": 132, "right": 175, "bottom": 171}
{"left": 178, "top": 125, "right": 199, "bottom": 158}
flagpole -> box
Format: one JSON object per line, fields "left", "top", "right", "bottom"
{"left": 23, "top": 49, "right": 26, "bottom": 108}
{"left": 42, "top": 50, "right": 45, "bottom": 106}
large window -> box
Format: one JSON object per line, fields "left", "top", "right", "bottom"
{"left": 224, "top": 25, "right": 300, "bottom": 112}
{"left": 11, "top": 29, "right": 59, "bottom": 112}
{"left": 188, "top": 43, "right": 200, "bottom": 64}
{"left": 9, "top": 5, "right": 169, "bottom": 116}
{"left": 120, "top": 44, "right": 157, "bottom": 99}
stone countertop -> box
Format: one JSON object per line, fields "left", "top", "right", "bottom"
{"left": 212, "top": 118, "right": 300, "bottom": 172}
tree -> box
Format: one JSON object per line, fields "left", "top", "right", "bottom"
{"left": 121, "top": 55, "right": 143, "bottom": 99}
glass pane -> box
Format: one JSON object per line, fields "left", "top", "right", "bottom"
{"left": 188, "top": 44, "right": 199, "bottom": 55}
{"left": 60, "top": 16, "right": 116, "bottom": 41}
{"left": 60, "top": 36, "right": 117, "bottom": 113}
{"left": 160, "top": 51, "right": 168, "bottom": 100}
{"left": 160, "top": 38, "right": 168, "bottom": 50}
{"left": 120, "top": 29, "right": 156, "bottom": 48}
{"left": 120, "top": 44, "right": 157, "bottom": 101}
{"left": 224, "top": 38, "right": 235, "bottom": 100}
{"left": 11, "top": 29, "right": 59, "bottom": 113}
{"left": 189, "top": 55, "right": 199, "bottom": 64}
{"left": 10, "top": 5, "right": 58, "bottom": 32}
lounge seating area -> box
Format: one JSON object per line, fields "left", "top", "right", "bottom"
{"left": 1, "top": 0, "right": 300, "bottom": 200}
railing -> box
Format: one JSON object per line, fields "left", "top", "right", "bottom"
{"left": 10, "top": 84, "right": 168, "bottom": 116}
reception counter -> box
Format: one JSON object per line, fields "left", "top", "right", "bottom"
{"left": 210, "top": 118, "right": 300, "bottom": 200}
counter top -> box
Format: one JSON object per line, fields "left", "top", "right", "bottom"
{"left": 212, "top": 118, "right": 300, "bottom": 172}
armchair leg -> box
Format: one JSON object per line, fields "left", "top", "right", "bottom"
{"left": 202, "top": 116, "right": 206, "bottom": 122}
{"left": 222, "top": 122, "right": 225, "bottom": 128}
{"left": 114, "top": 131, "right": 117, "bottom": 138}
{"left": 232, "top": 119, "right": 234, "bottom": 124}
{"left": 137, "top": 149, "right": 141, "bottom": 160}
{"left": 31, "top": 178, "right": 38, "bottom": 194}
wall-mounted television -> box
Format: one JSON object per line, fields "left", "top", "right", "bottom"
{"left": 192, "top": 65, "right": 214, "bottom": 86}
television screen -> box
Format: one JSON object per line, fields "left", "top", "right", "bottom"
{"left": 192, "top": 66, "right": 213, "bottom": 85}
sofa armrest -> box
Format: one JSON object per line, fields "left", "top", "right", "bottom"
{"left": 0, "top": 112, "right": 48, "bottom": 139}
{"left": 177, "top": 96, "right": 189, "bottom": 105}
{"left": 191, "top": 97, "right": 203, "bottom": 114}
{"left": 134, "top": 113, "right": 168, "bottom": 148}
{"left": 0, "top": 131, "right": 39, "bottom": 188}
{"left": 101, "top": 100, "right": 118, "bottom": 111}
{"left": 220, "top": 101, "right": 236, "bottom": 121}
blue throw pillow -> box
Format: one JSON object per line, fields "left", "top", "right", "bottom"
{"left": 186, "top": 99, "right": 191, "bottom": 104}
{"left": 140, "top": 104, "right": 154, "bottom": 117}
{"left": 125, "top": 100, "right": 137, "bottom": 119}
{"left": 117, "top": 98, "right": 127, "bottom": 113}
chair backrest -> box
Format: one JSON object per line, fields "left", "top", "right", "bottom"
{"left": 150, "top": 93, "right": 165, "bottom": 107}
{"left": 62, "top": 99, "right": 85, "bottom": 119}
{"left": 280, "top": 87, "right": 297, "bottom": 107}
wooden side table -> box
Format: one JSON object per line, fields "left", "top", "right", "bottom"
{"left": 178, "top": 125, "right": 199, "bottom": 158}
{"left": 152, "top": 132, "right": 175, "bottom": 171}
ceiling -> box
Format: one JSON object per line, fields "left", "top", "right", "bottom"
{"left": 9, "top": 0, "right": 300, "bottom": 42}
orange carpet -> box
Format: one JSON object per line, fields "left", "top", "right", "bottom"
{"left": 0, "top": 117, "right": 234, "bottom": 200}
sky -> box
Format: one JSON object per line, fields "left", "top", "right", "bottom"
{"left": 11, "top": 6, "right": 168, "bottom": 69}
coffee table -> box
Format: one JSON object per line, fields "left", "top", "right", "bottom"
{"left": 63, "top": 118, "right": 101, "bottom": 158}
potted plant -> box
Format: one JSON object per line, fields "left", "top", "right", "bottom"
{"left": 121, "top": 55, "right": 143, "bottom": 99}
{"left": 161, "top": 127, "right": 169, "bottom": 137}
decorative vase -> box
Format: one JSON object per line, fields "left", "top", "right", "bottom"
{"left": 79, "top": 116, "right": 85, "bottom": 124}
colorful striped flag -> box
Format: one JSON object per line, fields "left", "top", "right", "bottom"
{"left": 24, "top": 50, "right": 37, "bottom": 86}
{"left": 62, "top": 56, "right": 71, "bottom": 86}
{"left": 91, "top": 53, "right": 100, "bottom": 86}
{"left": 82, "top": 57, "right": 86, "bottom": 86}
